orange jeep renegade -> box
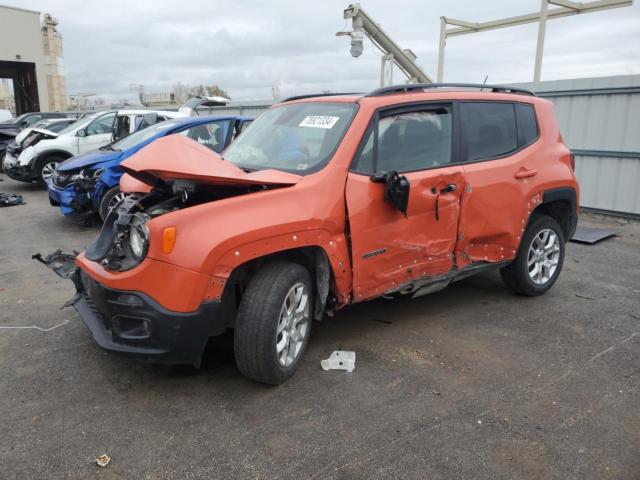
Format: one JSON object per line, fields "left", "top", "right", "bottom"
{"left": 47, "top": 83, "right": 579, "bottom": 384}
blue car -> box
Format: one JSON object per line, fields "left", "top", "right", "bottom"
{"left": 48, "top": 115, "right": 253, "bottom": 224}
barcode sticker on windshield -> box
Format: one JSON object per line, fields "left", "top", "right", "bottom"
{"left": 299, "top": 116, "right": 340, "bottom": 129}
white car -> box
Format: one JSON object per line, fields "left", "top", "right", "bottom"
{"left": 5, "top": 109, "right": 185, "bottom": 185}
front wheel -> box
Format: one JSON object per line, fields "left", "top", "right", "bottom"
{"left": 234, "top": 261, "right": 313, "bottom": 384}
{"left": 35, "top": 155, "right": 63, "bottom": 187}
{"left": 99, "top": 186, "right": 127, "bottom": 221}
{"left": 500, "top": 214, "right": 565, "bottom": 296}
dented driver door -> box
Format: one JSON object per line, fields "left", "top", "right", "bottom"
{"left": 346, "top": 104, "right": 464, "bottom": 302}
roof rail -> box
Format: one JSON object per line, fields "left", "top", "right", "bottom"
{"left": 281, "top": 93, "right": 363, "bottom": 103}
{"left": 366, "top": 83, "right": 536, "bottom": 97}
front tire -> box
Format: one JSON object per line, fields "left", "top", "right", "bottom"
{"left": 99, "top": 186, "right": 127, "bottom": 221}
{"left": 234, "top": 261, "right": 313, "bottom": 385}
{"left": 500, "top": 214, "right": 565, "bottom": 296}
{"left": 35, "top": 155, "right": 64, "bottom": 187}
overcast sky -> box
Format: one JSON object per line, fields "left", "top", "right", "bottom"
{"left": 9, "top": 0, "right": 640, "bottom": 101}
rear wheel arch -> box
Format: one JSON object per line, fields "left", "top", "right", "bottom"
{"left": 531, "top": 187, "right": 578, "bottom": 240}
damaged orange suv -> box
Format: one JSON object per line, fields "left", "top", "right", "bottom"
{"left": 46, "top": 83, "right": 579, "bottom": 384}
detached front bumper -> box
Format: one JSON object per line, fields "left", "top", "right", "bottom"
{"left": 72, "top": 269, "right": 225, "bottom": 366}
{"left": 5, "top": 164, "right": 35, "bottom": 182}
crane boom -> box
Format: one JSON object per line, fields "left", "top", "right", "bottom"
{"left": 339, "top": 3, "right": 432, "bottom": 84}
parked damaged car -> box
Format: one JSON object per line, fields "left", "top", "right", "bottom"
{"left": 40, "top": 84, "right": 579, "bottom": 385}
{"left": 0, "top": 112, "right": 71, "bottom": 156}
{"left": 48, "top": 115, "right": 253, "bottom": 224}
{"left": 3, "top": 117, "right": 77, "bottom": 167}
{"left": 4, "top": 110, "right": 184, "bottom": 186}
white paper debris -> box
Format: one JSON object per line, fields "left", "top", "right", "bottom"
{"left": 95, "top": 454, "right": 110, "bottom": 467}
{"left": 321, "top": 350, "right": 356, "bottom": 372}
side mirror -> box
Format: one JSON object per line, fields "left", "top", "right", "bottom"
{"left": 21, "top": 120, "right": 28, "bottom": 127}
{"left": 370, "top": 171, "right": 410, "bottom": 215}
{"left": 76, "top": 129, "right": 87, "bottom": 137}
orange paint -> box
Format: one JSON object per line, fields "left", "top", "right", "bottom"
{"left": 77, "top": 90, "right": 578, "bottom": 313}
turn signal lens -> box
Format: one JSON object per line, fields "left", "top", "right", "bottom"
{"left": 162, "top": 227, "right": 176, "bottom": 254}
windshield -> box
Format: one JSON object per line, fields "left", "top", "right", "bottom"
{"left": 56, "top": 113, "right": 102, "bottom": 136}
{"left": 47, "top": 120, "right": 74, "bottom": 133}
{"left": 223, "top": 102, "right": 357, "bottom": 174}
{"left": 110, "top": 118, "right": 183, "bottom": 151}
{"left": 7, "top": 113, "right": 28, "bottom": 124}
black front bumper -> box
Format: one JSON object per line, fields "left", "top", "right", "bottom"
{"left": 73, "top": 270, "right": 225, "bottom": 366}
{"left": 6, "top": 165, "right": 35, "bottom": 183}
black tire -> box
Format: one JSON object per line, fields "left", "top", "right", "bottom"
{"left": 500, "top": 214, "right": 565, "bottom": 296}
{"left": 234, "top": 261, "right": 313, "bottom": 385}
{"left": 99, "top": 186, "right": 124, "bottom": 221}
{"left": 34, "top": 155, "right": 64, "bottom": 187}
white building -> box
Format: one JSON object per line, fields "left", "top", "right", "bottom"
{"left": 0, "top": 4, "right": 68, "bottom": 114}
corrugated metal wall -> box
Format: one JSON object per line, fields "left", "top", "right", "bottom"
{"left": 517, "top": 75, "right": 640, "bottom": 216}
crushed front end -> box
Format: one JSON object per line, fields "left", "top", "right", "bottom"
{"left": 35, "top": 192, "right": 231, "bottom": 366}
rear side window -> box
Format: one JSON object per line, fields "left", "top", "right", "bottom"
{"left": 460, "top": 102, "right": 518, "bottom": 161}
{"left": 515, "top": 103, "right": 539, "bottom": 146}
{"left": 353, "top": 106, "right": 453, "bottom": 174}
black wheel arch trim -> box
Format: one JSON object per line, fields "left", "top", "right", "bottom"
{"left": 540, "top": 187, "right": 578, "bottom": 238}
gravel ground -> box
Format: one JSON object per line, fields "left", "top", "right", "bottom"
{"left": 1, "top": 173, "right": 638, "bottom": 480}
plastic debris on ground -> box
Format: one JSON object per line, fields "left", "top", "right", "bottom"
{"left": 0, "top": 192, "right": 25, "bottom": 207}
{"left": 570, "top": 226, "right": 617, "bottom": 244}
{"left": 95, "top": 454, "right": 110, "bottom": 467}
{"left": 321, "top": 350, "right": 356, "bottom": 373}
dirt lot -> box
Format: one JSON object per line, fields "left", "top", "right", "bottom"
{"left": 0, "top": 172, "right": 638, "bottom": 480}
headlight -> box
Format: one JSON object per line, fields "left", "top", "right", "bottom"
{"left": 71, "top": 167, "right": 104, "bottom": 182}
{"left": 129, "top": 224, "right": 149, "bottom": 260}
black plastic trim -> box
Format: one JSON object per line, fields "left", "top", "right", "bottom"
{"left": 542, "top": 187, "right": 579, "bottom": 238}
{"left": 74, "top": 269, "right": 226, "bottom": 366}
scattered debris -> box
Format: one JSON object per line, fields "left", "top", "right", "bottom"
{"left": 370, "top": 318, "right": 392, "bottom": 324}
{"left": 95, "top": 454, "right": 111, "bottom": 467}
{"left": 570, "top": 226, "right": 617, "bottom": 244}
{"left": 0, "top": 192, "right": 25, "bottom": 207}
{"left": 32, "top": 250, "right": 79, "bottom": 279}
{"left": 0, "top": 320, "right": 69, "bottom": 332}
{"left": 575, "top": 293, "right": 595, "bottom": 300}
{"left": 321, "top": 350, "right": 356, "bottom": 372}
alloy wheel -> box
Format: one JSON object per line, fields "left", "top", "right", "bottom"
{"left": 276, "top": 282, "right": 310, "bottom": 367}
{"left": 41, "top": 161, "right": 59, "bottom": 181}
{"left": 527, "top": 228, "right": 560, "bottom": 285}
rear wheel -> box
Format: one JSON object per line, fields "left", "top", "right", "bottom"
{"left": 99, "top": 186, "right": 127, "bottom": 221}
{"left": 234, "top": 261, "right": 313, "bottom": 385}
{"left": 500, "top": 214, "right": 565, "bottom": 296}
{"left": 35, "top": 155, "right": 64, "bottom": 187}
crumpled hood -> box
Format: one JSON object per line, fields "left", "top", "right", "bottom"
{"left": 120, "top": 135, "right": 302, "bottom": 188}
{"left": 58, "top": 149, "right": 119, "bottom": 172}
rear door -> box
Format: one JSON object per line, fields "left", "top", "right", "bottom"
{"left": 346, "top": 103, "right": 465, "bottom": 301}
{"left": 456, "top": 101, "right": 540, "bottom": 266}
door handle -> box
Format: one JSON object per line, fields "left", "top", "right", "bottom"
{"left": 514, "top": 168, "right": 538, "bottom": 179}
{"left": 439, "top": 184, "right": 457, "bottom": 194}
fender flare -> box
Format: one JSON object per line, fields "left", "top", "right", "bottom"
{"left": 541, "top": 187, "right": 578, "bottom": 238}
{"left": 203, "top": 229, "right": 353, "bottom": 306}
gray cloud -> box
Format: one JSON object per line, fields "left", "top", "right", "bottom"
{"left": 10, "top": 0, "right": 640, "bottom": 101}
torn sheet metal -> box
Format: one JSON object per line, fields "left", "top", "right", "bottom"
{"left": 570, "top": 226, "right": 617, "bottom": 244}
{"left": 321, "top": 350, "right": 356, "bottom": 373}
{"left": 0, "top": 192, "right": 24, "bottom": 207}
{"left": 32, "top": 249, "right": 79, "bottom": 279}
